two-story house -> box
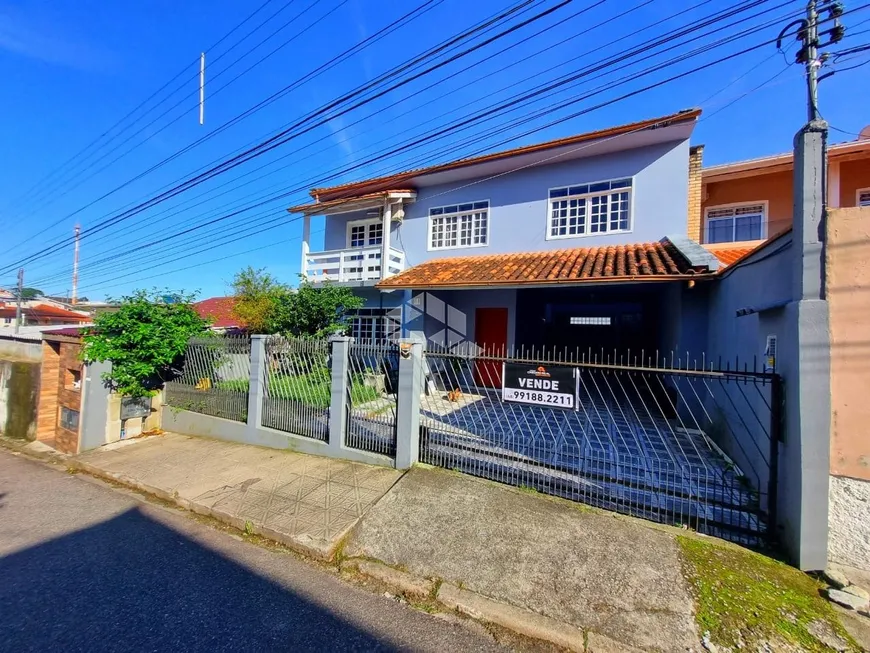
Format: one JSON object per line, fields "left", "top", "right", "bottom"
{"left": 291, "top": 109, "right": 723, "bottom": 383}
{"left": 695, "top": 128, "right": 870, "bottom": 248}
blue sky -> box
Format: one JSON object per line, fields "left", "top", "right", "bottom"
{"left": 0, "top": 0, "right": 866, "bottom": 301}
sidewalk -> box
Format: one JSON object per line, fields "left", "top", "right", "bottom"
{"left": 70, "top": 432, "right": 861, "bottom": 652}
{"left": 73, "top": 433, "right": 402, "bottom": 559}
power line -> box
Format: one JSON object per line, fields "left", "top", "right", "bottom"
{"left": 23, "top": 0, "right": 816, "bottom": 288}
{"left": 5, "top": 0, "right": 341, "bottom": 227}
{"left": 65, "top": 61, "right": 781, "bottom": 298}
{"left": 0, "top": 0, "right": 570, "bottom": 273}
{"left": 27, "top": 0, "right": 860, "bottom": 292}
{"left": 2, "top": 0, "right": 531, "bottom": 262}
{"left": 38, "top": 15, "right": 818, "bottom": 294}
{"left": 3, "top": 0, "right": 446, "bottom": 257}
{"left": 3, "top": 0, "right": 286, "bottom": 216}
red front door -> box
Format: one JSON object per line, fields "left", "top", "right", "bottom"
{"left": 474, "top": 307, "right": 508, "bottom": 388}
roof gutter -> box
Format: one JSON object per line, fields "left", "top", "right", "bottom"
{"left": 375, "top": 273, "right": 718, "bottom": 291}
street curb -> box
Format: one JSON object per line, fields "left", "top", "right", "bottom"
{"left": 66, "top": 456, "right": 641, "bottom": 653}
{"left": 67, "top": 458, "right": 340, "bottom": 561}
{"left": 436, "top": 582, "right": 587, "bottom": 652}
{"left": 0, "top": 436, "right": 69, "bottom": 463}
{"left": 342, "top": 558, "right": 435, "bottom": 599}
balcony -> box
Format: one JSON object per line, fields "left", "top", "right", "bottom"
{"left": 304, "top": 246, "right": 405, "bottom": 283}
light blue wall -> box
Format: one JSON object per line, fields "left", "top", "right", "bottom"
{"left": 321, "top": 140, "right": 690, "bottom": 261}
{"left": 404, "top": 289, "right": 517, "bottom": 349}
{"left": 704, "top": 237, "right": 794, "bottom": 526}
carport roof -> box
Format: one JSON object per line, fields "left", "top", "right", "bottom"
{"left": 376, "top": 239, "right": 716, "bottom": 290}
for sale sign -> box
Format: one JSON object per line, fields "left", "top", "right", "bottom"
{"left": 502, "top": 363, "right": 576, "bottom": 409}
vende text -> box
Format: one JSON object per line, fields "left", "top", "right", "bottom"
{"left": 517, "top": 378, "right": 560, "bottom": 390}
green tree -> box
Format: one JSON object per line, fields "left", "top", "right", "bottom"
{"left": 81, "top": 290, "right": 210, "bottom": 397}
{"left": 18, "top": 287, "right": 44, "bottom": 299}
{"left": 231, "top": 266, "right": 290, "bottom": 333}
{"left": 273, "top": 280, "right": 364, "bottom": 338}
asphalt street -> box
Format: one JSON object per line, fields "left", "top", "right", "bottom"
{"left": 0, "top": 450, "right": 508, "bottom": 652}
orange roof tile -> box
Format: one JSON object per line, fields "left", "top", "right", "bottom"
{"left": 194, "top": 296, "right": 242, "bottom": 328}
{"left": 376, "top": 242, "right": 713, "bottom": 290}
{"left": 706, "top": 246, "right": 755, "bottom": 267}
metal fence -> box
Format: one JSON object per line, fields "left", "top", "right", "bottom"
{"left": 345, "top": 340, "right": 399, "bottom": 456}
{"left": 261, "top": 336, "right": 330, "bottom": 441}
{"left": 164, "top": 335, "right": 251, "bottom": 422}
{"left": 419, "top": 345, "right": 780, "bottom": 546}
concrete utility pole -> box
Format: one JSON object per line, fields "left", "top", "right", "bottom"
{"left": 14, "top": 268, "right": 23, "bottom": 334}
{"left": 773, "top": 0, "right": 844, "bottom": 570}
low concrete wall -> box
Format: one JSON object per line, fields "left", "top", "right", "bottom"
{"left": 162, "top": 408, "right": 396, "bottom": 469}
{"left": 0, "top": 358, "right": 40, "bottom": 440}
{"left": 0, "top": 338, "right": 41, "bottom": 362}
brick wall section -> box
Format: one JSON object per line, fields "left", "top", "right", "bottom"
{"left": 687, "top": 145, "right": 704, "bottom": 242}
{"left": 55, "top": 341, "right": 83, "bottom": 454}
{"left": 36, "top": 341, "right": 60, "bottom": 442}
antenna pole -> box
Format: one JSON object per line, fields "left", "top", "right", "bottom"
{"left": 199, "top": 52, "right": 206, "bottom": 125}
{"left": 14, "top": 268, "right": 23, "bottom": 334}
{"left": 72, "top": 224, "right": 80, "bottom": 305}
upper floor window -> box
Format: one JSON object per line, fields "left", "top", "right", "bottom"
{"left": 429, "top": 201, "right": 489, "bottom": 250}
{"left": 548, "top": 178, "right": 632, "bottom": 239}
{"left": 347, "top": 219, "right": 383, "bottom": 248}
{"left": 705, "top": 202, "right": 766, "bottom": 243}
{"left": 857, "top": 188, "right": 870, "bottom": 207}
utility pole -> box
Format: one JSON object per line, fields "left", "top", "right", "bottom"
{"left": 72, "top": 224, "right": 80, "bottom": 305}
{"left": 777, "top": 0, "right": 844, "bottom": 124}
{"left": 14, "top": 268, "right": 23, "bottom": 334}
{"left": 772, "top": 0, "right": 844, "bottom": 570}
{"left": 804, "top": 1, "right": 821, "bottom": 123}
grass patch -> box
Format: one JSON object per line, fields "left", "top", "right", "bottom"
{"left": 217, "top": 369, "right": 380, "bottom": 408}
{"left": 678, "top": 536, "right": 858, "bottom": 651}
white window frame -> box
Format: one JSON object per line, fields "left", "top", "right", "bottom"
{"left": 350, "top": 315, "right": 383, "bottom": 342}
{"left": 427, "top": 200, "right": 490, "bottom": 251}
{"left": 346, "top": 218, "right": 383, "bottom": 249}
{"left": 546, "top": 177, "right": 634, "bottom": 241}
{"left": 857, "top": 188, "right": 870, "bottom": 207}
{"left": 704, "top": 200, "right": 769, "bottom": 244}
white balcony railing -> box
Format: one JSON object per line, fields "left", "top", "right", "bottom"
{"left": 304, "top": 246, "right": 405, "bottom": 283}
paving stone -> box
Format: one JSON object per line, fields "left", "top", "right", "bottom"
{"left": 826, "top": 588, "right": 870, "bottom": 611}
{"left": 824, "top": 568, "right": 851, "bottom": 590}
{"left": 843, "top": 585, "right": 870, "bottom": 601}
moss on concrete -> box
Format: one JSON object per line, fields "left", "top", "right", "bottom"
{"left": 678, "top": 536, "right": 859, "bottom": 651}
{"left": 5, "top": 362, "right": 39, "bottom": 440}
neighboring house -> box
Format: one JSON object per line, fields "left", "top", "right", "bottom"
{"left": 193, "top": 296, "right": 243, "bottom": 330}
{"left": 291, "top": 109, "right": 715, "bottom": 368}
{"left": 0, "top": 303, "right": 90, "bottom": 328}
{"left": 695, "top": 131, "right": 870, "bottom": 245}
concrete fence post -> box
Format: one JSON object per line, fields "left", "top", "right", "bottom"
{"left": 395, "top": 339, "right": 423, "bottom": 470}
{"left": 247, "top": 335, "right": 268, "bottom": 430}
{"left": 328, "top": 336, "right": 352, "bottom": 455}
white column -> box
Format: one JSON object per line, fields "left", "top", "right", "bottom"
{"left": 381, "top": 200, "right": 393, "bottom": 280}
{"left": 828, "top": 160, "right": 841, "bottom": 208}
{"left": 301, "top": 214, "right": 311, "bottom": 278}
